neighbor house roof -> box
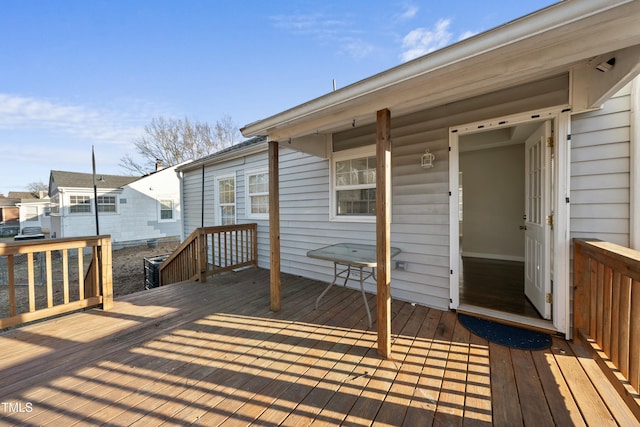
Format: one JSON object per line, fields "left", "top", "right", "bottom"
{"left": 177, "top": 136, "right": 267, "bottom": 172}
{"left": 241, "top": 0, "right": 640, "bottom": 141}
{"left": 0, "top": 198, "right": 19, "bottom": 207}
{"left": 49, "top": 171, "right": 139, "bottom": 191}
{"left": 7, "top": 192, "right": 38, "bottom": 200}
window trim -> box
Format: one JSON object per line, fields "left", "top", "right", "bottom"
{"left": 330, "top": 145, "right": 377, "bottom": 223}
{"left": 245, "top": 168, "right": 269, "bottom": 220}
{"left": 69, "top": 195, "right": 92, "bottom": 215}
{"left": 97, "top": 195, "right": 117, "bottom": 214}
{"left": 158, "top": 198, "right": 175, "bottom": 222}
{"left": 215, "top": 173, "right": 237, "bottom": 225}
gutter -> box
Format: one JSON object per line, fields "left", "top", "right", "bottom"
{"left": 176, "top": 138, "right": 268, "bottom": 172}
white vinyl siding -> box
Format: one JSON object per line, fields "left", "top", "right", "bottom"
{"left": 570, "top": 83, "right": 632, "bottom": 247}
{"left": 25, "top": 206, "right": 38, "bottom": 222}
{"left": 273, "top": 75, "right": 569, "bottom": 310}
{"left": 181, "top": 147, "right": 271, "bottom": 265}
{"left": 182, "top": 75, "right": 571, "bottom": 311}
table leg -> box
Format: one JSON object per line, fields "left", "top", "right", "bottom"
{"left": 359, "top": 266, "right": 372, "bottom": 329}
{"left": 315, "top": 262, "right": 339, "bottom": 310}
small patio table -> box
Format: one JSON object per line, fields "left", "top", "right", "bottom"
{"left": 307, "top": 243, "right": 401, "bottom": 328}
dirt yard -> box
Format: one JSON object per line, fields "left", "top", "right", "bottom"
{"left": 111, "top": 241, "right": 180, "bottom": 296}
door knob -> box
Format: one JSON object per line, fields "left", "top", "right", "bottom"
{"left": 519, "top": 226, "right": 527, "bottom": 230}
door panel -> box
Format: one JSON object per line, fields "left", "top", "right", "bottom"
{"left": 524, "top": 121, "right": 551, "bottom": 319}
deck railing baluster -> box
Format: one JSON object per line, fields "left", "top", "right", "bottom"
{"left": 0, "top": 236, "right": 114, "bottom": 329}
{"left": 573, "top": 238, "right": 640, "bottom": 419}
{"left": 159, "top": 223, "right": 257, "bottom": 286}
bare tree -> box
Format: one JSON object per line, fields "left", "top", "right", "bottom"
{"left": 27, "top": 181, "right": 48, "bottom": 195}
{"left": 120, "top": 115, "right": 242, "bottom": 175}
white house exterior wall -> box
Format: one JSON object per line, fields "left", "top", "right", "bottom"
{"left": 55, "top": 188, "right": 124, "bottom": 239}
{"left": 181, "top": 150, "right": 271, "bottom": 268}
{"left": 118, "top": 169, "right": 182, "bottom": 244}
{"left": 18, "top": 200, "right": 51, "bottom": 233}
{"left": 271, "top": 76, "right": 570, "bottom": 311}
{"left": 181, "top": 75, "right": 636, "bottom": 313}
{"left": 570, "top": 82, "right": 634, "bottom": 247}
{"left": 52, "top": 168, "right": 182, "bottom": 246}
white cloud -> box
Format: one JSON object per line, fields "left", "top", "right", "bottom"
{"left": 397, "top": 4, "right": 419, "bottom": 21}
{"left": 0, "top": 93, "right": 146, "bottom": 145}
{"left": 400, "top": 18, "right": 453, "bottom": 62}
{"left": 270, "top": 12, "right": 374, "bottom": 60}
{"left": 270, "top": 13, "right": 347, "bottom": 39}
{"left": 340, "top": 38, "right": 375, "bottom": 60}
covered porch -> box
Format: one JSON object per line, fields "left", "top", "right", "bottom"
{"left": 1, "top": 268, "right": 636, "bottom": 426}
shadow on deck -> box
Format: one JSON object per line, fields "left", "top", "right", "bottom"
{"left": 0, "top": 268, "right": 636, "bottom": 426}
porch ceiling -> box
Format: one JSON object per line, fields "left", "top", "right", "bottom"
{"left": 241, "top": 0, "right": 640, "bottom": 142}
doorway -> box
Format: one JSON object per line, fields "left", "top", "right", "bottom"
{"left": 449, "top": 109, "right": 569, "bottom": 333}
{"left": 458, "top": 121, "right": 547, "bottom": 320}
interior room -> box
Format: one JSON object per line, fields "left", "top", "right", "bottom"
{"left": 458, "top": 123, "right": 542, "bottom": 319}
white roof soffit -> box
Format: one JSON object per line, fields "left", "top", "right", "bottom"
{"left": 241, "top": 0, "right": 640, "bottom": 141}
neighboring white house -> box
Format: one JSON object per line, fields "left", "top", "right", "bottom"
{"left": 16, "top": 191, "right": 51, "bottom": 234}
{"left": 48, "top": 164, "right": 183, "bottom": 247}
{"left": 232, "top": 0, "right": 640, "bottom": 339}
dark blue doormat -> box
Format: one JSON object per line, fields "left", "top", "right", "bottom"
{"left": 458, "top": 314, "right": 551, "bottom": 350}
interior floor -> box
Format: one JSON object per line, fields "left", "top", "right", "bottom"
{"left": 459, "top": 257, "right": 541, "bottom": 319}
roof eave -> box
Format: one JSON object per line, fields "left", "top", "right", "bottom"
{"left": 177, "top": 140, "right": 269, "bottom": 172}
{"left": 241, "top": 0, "right": 640, "bottom": 141}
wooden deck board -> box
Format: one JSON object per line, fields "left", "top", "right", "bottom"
{"left": 0, "top": 268, "right": 636, "bottom": 426}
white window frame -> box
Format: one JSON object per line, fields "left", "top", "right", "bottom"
{"left": 97, "top": 195, "right": 117, "bottom": 214}
{"left": 245, "top": 168, "right": 269, "bottom": 220}
{"left": 330, "top": 145, "right": 377, "bottom": 223}
{"left": 69, "top": 195, "right": 92, "bottom": 214}
{"left": 158, "top": 199, "right": 175, "bottom": 222}
{"left": 215, "top": 174, "right": 236, "bottom": 225}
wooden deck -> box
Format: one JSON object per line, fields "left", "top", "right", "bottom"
{"left": 0, "top": 268, "right": 636, "bottom": 426}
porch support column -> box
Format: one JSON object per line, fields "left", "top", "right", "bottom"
{"left": 269, "top": 140, "right": 281, "bottom": 312}
{"left": 376, "top": 108, "right": 392, "bottom": 358}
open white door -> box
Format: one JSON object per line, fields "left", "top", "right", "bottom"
{"left": 524, "top": 121, "right": 552, "bottom": 319}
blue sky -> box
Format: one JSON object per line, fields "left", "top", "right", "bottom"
{"left": 0, "top": 0, "right": 557, "bottom": 195}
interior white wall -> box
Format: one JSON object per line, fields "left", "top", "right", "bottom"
{"left": 459, "top": 143, "right": 525, "bottom": 261}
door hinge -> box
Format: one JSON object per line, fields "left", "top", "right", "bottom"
{"left": 546, "top": 214, "right": 554, "bottom": 227}
{"left": 546, "top": 292, "right": 553, "bottom": 304}
{"left": 547, "top": 136, "right": 554, "bottom": 148}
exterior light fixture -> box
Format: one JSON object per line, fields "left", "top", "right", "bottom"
{"left": 421, "top": 149, "right": 435, "bottom": 168}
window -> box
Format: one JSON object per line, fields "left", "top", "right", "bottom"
{"left": 50, "top": 194, "right": 60, "bottom": 215}
{"left": 246, "top": 170, "right": 268, "bottom": 219}
{"left": 332, "top": 147, "right": 377, "bottom": 221}
{"left": 97, "top": 195, "right": 117, "bottom": 213}
{"left": 160, "top": 199, "right": 174, "bottom": 220}
{"left": 25, "top": 206, "right": 38, "bottom": 222}
{"left": 69, "top": 195, "right": 91, "bottom": 214}
{"left": 217, "top": 176, "right": 236, "bottom": 225}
